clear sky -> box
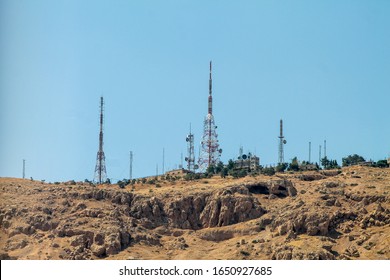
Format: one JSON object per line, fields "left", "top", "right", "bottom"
{"left": 1, "top": 0, "right": 389, "bottom": 182}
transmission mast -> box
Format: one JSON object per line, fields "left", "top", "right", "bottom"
{"left": 278, "top": 119, "right": 287, "bottom": 164}
{"left": 198, "top": 61, "right": 222, "bottom": 171}
{"left": 93, "top": 97, "right": 107, "bottom": 184}
{"left": 185, "top": 124, "right": 195, "bottom": 172}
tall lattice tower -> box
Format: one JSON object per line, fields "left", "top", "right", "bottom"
{"left": 198, "top": 61, "right": 222, "bottom": 171}
{"left": 94, "top": 97, "right": 107, "bottom": 184}
{"left": 185, "top": 124, "right": 195, "bottom": 172}
{"left": 278, "top": 119, "right": 287, "bottom": 164}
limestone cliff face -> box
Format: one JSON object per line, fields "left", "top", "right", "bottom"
{"left": 0, "top": 182, "right": 268, "bottom": 259}
{"left": 1, "top": 167, "right": 388, "bottom": 260}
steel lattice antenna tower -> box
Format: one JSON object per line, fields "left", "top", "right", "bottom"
{"left": 278, "top": 119, "right": 286, "bottom": 164}
{"left": 185, "top": 124, "right": 195, "bottom": 172}
{"left": 198, "top": 61, "right": 222, "bottom": 172}
{"left": 94, "top": 97, "right": 107, "bottom": 184}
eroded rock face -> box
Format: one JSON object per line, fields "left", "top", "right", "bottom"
{"left": 244, "top": 180, "right": 297, "bottom": 198}
{"left": 1, "top": 167, "right": 389, "bottom": 260}
{"left": 129, "top": 186, "right": 265, "bottom": 230}
{"left": 0, "top": 183, "right": 266, "bottom": 259}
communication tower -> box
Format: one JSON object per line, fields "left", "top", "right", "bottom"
{"left": 278, "top": 119, "right": 287, "bottom": 164}
{"left": 93, "top": 97, "right": 107, "bottom": 184}
{"left": 185, "top": 124, "right": 196, "bottom": 172}
{"left": 198, "top": 61, "right": 222, "bottom": 171}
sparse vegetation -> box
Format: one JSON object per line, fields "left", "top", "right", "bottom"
{"left": 184, "top": 173, "right": 202, "bottom": 181}
{"left": 275, "top": 163, "right": 288, "bottom": 172}
{"left": 261, "top": 166, "right": 275, "bottom": 176}
{"left": 321, "top": 157, "right": 340, "bottom": 169}
{"left": 374, "top": 160, "right": 389, "bottom": 168}
{"left": 288, "top": 157, "right": 299, "bottom": 171}
{"left": 342, "top": 154, "right": 366, "bottom": 167}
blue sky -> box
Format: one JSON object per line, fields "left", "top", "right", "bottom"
{"left": 1, "top": 0, "right": 389, "bottom": 182}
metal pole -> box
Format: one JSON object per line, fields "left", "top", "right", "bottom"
{"left": 23, "top": 159, "right": 25, "bottom": 179}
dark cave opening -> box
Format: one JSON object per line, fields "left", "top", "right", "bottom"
{"left": 247, "top": 184, "right": 270, "bottom": 195}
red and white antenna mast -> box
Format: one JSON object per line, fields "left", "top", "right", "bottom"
{"left": 198, "top": 61, "right": 222, "bottom": 172}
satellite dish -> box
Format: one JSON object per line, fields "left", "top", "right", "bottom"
{"left": 283, "top": 140, "right": 287, "bottom": 144}
{"left": 185, "top": 157, "right": 189, "bottom": 161}
{"left": 242, "top": 154, "right": 247, "bottom": 159}
{"left": 186, "top": 137, "right": 189, "bottom": 142}
{"left": 194, "top": 164, "right": 199, "bottom": 169}
{"left": 219, "top": 149, "right": 223, "bottom": 153}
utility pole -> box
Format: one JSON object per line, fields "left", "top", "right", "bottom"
{"left": 319, "top": 145, "right": 322, "bottom": 167}
{"left": 162, "top": 148, "right": 165, "bottom": 175}
{"left": 129, "top": 151, "right": 133, "bottom": 180}
{"left": 22, "top": 159, "right": 25, "bottom": 179}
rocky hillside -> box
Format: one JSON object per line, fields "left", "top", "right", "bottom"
{"left": 0, "top": 166, "right": 389, "bottom": 260}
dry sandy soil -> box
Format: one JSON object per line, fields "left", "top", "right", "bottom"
{"left": 0, "top": 166, "right": 389, "bottom": 260}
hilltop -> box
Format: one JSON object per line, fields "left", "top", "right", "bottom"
{"left": 0, "top": 166, "right": 389, "bottom": 260}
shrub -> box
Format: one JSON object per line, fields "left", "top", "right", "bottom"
{"left": 262, "top": 167, "right": 275, "bottom": 176}
{"left": 275, "top": 163, "right": 288, "bottom": 172}
{"left": 342, "top": 154, "right": 365, "bottom": 167}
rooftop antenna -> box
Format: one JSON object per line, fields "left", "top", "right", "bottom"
{"left": 129, "top": 151, "right": 133, "bottom": 180}
{"left": 198, "top": 61, "right": 222, "bottom": 171}
{"left": 309, "top": 142, "right": 311, "bottom": 163}
{"left": 278, "top": 119, "right": 287, "bottom": 164}
{"left": 239, "top": 145, "right": 243, "bottom": 159}
{"left": 94, "top": 96, "right": 107, "bottom": 184}
{"left": 22, "top": 159, "right": 25, "bottom": 179}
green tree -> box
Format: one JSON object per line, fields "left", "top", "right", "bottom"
{"left": 342, "top": 154, "right": 365, "bottom": 167}
{"left": 215, "top": 161, "right": 224, "bottom": 173}
{"left": 206, "top": 165, "right": 215, "bottom": 175}
{"left": 321, "top": 156, "right": 330, "bottom": 169}
{"left": 275, "top": 163, "right": 288, "bottom": 172}
{"left": 375, "top": 159, "right": 389, "bottom": 168}
{"left": 227, "top": 159, "right": 235, "bottom": 170}
{"left": 220, "top": 167, "right": 229, "bottom": 178}
{"left": 288, "top": 157, "right": 299, "bottom": 171}
{"left": 262, "top": 166, "right": 275, "bottom": 176}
